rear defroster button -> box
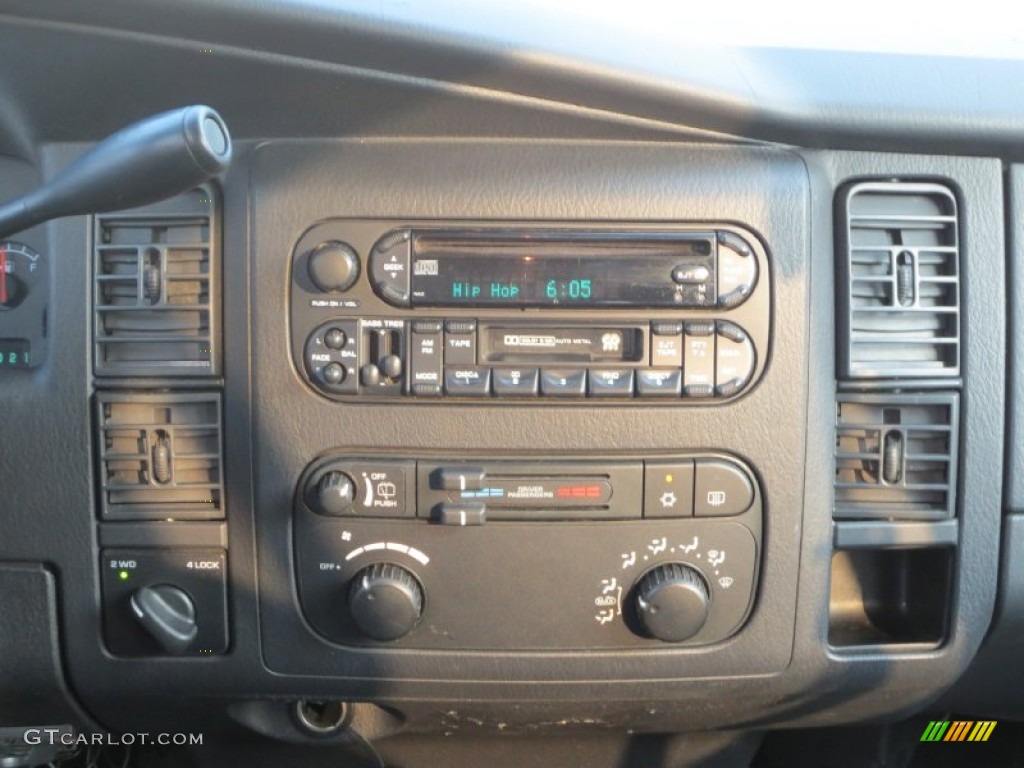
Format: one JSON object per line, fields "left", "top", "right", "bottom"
{"left": 694, "top": 459, "right": 754, "bottom": 517}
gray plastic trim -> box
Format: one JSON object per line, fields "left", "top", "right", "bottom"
{"left": 833, "top": 520, "right": 958, "bottom": 549}
{"left": 98, "top": 522, "right": 228, "bottom": 549}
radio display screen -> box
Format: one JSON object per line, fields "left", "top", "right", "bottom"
{"left": 408, "top": 232, "right": 715, "bottom": 308}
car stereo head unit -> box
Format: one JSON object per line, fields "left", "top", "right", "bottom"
{"left": 395, "top": 230, "right": 718, "bottom": 309}
{"left": 289, "top": 221, "right": 770, "bottom": 404}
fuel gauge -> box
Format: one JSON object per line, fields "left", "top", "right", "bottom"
{"left": 0, "top": 241, "right": 41, "bottom": 311}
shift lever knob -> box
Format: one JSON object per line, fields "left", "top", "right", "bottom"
{"left": 0, "top": 104, "right": 232, "bottom": 238}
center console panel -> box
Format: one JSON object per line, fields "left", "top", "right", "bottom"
{"left": 246, "top": 141, "right": 810, "bottom": 692}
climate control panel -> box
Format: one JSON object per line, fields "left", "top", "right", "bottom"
{"left": 293, "top": 454, "right": 762, "bottom": 650}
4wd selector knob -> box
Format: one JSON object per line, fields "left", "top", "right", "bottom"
{"left": 348, "top": 563, "right": 423, "bottom": 641}
{"left": 633, "top": 563, "right": 710, "bottom": 642}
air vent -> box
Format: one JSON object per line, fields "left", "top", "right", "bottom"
{"left": 838, "top": 182, "right": 960, "bottom": 379}
{"left": 93, "top": 186, "right": 220, "bottom": 377}
{"left": 96, "top": 392, "right": 224, "bottom": 520}
{"left": 834, "top": 393, "right": 958, "bottom": 521}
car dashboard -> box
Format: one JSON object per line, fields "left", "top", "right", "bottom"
{"left": 0, "top": 2, "right": 1021, "bottom": 766}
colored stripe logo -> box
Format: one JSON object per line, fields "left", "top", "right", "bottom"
{"left": 920, "top": 720, "right": 996, "bottom": 742}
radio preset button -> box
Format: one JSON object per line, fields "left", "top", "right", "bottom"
{"left": 588, "top": 369, "right": 634, "bottom": 397}
{"left": 369, "top": 231, "right": 411, "bottom": 306}
{"left": 492, "top": 367, "right": 540, "bottom": 396}
{"left": 715, "top": 322, "right": 755, "bottom": 397}
{"left": 644, "top": 460, "right": 694, "bottom": 517}
{"left": 637, "top": 369, "right": 682, "bottom": 396}
{"left": 540, "top": 368, "right": 587, "bottom": 397}
{"left": 444, "top": 366, "right": 491, "bottom": 396}
{"left": 716, "top": 231, "right": 758, "bottom": 308}
{"left": 694, "top": 459, "right": 754, "bottom": 517}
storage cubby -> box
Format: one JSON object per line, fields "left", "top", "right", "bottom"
{"left": 828, "top": 546, "right": 952, "bottom": 648}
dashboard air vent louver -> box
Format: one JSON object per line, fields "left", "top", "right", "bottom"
{"left": 97, "top": 392, "right": 224, "bottom": 520}
{"left": 93, "top": 186, "right": 219, "bottom": 377}
{"left": 838, "top": 182, "right": 960, "bottom": 379}
{"left": 834, "top": 393, "right": 958, "bottom": 521}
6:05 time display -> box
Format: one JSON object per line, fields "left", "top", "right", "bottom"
{"left": 545, "top": 279, "right": 592, "bottom": 300}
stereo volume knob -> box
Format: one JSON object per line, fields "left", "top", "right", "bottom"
{"left": 348, "top": 563, "right": 423, "bottom": 641}
{"left": 307, "top": 240, "right": 359, "bottom": 293}
{"left": 633, "top": 563, "right": 710, "bottom": 643}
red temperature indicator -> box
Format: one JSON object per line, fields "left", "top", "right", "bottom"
{"left": 556, "top": 484, "right": 603, "bottom": 499}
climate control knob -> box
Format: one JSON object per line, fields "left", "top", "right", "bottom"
{"left": 312, "top": 471, "right": 356, "bottom": 516}
{"left": 633, "top": 563, "right": 710, "bottom": 642}
{"left": 348, "top": 563, "right": 424, "bottom": 641}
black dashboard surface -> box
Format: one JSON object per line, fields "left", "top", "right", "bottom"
{"left": 0, "top": 3, "right": 1020, "bottom": 767}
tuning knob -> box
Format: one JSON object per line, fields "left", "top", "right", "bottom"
{"left": 307, "top": 241, "right": 359, "bottom": 293}
{"left": 348, "top": 563, "right": 424, "bottom": 641}
{"left": 312, "top": 471, "right": 356, "bottom": 516}
{"left": 633, "top": 563, "right": 710, "bottom": 643}
{"left": 129, "top": 584, "right": 198, "bottom": 654}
